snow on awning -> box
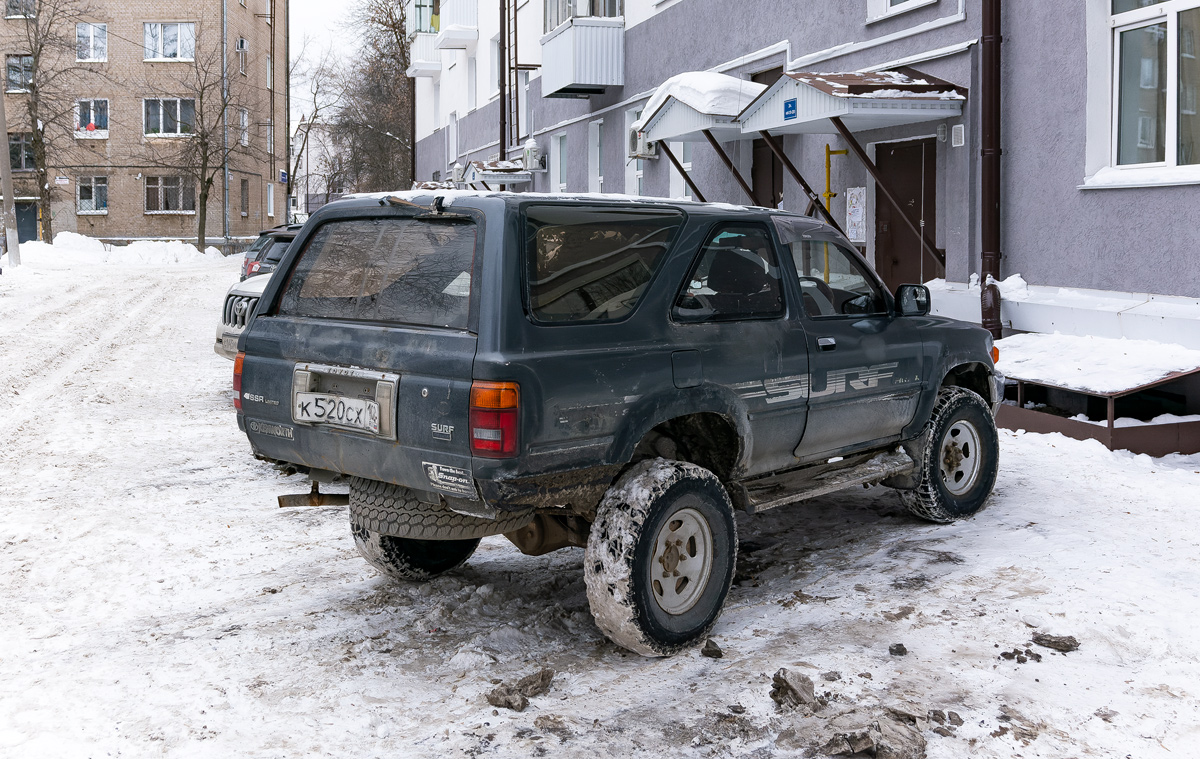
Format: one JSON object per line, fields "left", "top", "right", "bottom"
{"left": 461, "top": 160, "right": 531, "bottom": 186}
{"left": 738, "top": 69, "right": 966, "bottom": 136}
{"left": 634, "top": 72, "right": 767, "bottom": 144}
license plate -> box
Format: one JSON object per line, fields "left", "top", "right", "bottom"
{"left": 293, "top": 392, "right": 380, "bottom": 434}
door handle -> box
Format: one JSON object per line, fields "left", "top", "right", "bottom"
{"left": 817, "top": 337, "right": 837, "bottom": 351}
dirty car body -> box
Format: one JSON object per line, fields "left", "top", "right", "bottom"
{"left": 235, "top": 192, "right": 1001, "bottom": 655}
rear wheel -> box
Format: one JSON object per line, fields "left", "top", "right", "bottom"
{"left": 585, "top": 459, "right": 737, "bottom": 657}
{"left": 899, "top": 387, "right": 999, "bottom": 523}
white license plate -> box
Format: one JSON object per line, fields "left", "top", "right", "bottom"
{"left": 293, "top": 393, "right": 380, "bottom": 434}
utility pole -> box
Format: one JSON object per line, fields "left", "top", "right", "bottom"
{"left": 0, "top": 84, "right": 21, "bottom": 267}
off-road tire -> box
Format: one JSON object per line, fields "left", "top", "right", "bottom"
{"left": 349, "top": 477, "right": 534, "bottom": 540}
{"left": 899, "top": 387, "right": 999, "bottom": 523}
{"left": 352, "top": 525, "right": 480, "bottom": 581}
{"left": 584, "top": 459, "right": 738, "bottom": 657}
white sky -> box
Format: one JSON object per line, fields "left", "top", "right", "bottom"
{"left": 288, "top": 0, "right": 360, "bottom": 127}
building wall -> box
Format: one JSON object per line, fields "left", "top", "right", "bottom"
{"left": 413, "top": 0, "right": 1200, "bottom": 298}
{"left": 1, "top": 0, "right": 288, "bottom": 244}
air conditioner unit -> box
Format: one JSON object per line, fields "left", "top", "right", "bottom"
{"left": 522, "top": 139, "right": 544, "bottom": 172}
{"left": 235, "top": 38, "right": 249, "bottom": 52}
{"left": 628, "top": 129, "right": 657, "bottom": 159}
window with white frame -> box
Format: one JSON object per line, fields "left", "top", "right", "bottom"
{"left": 467, "top": 56, "right": 477, "bottom": 110}
{"left": 8, "top": 132, "right": 34, "bottom": 171}
{"left": 6, "top": 55, "right": 32, "bottom": 92}
{"left": 77, "top": 23, "right": 107, "bottom": 61}
{"left": 588, "top": 120, "right": 604, "bottom": 192}
{"left": 78, "top": 176, "right": 108, "bottom": 214}
{"left": 144, "top": 98, "right": 195, "bottom": 136}
{"left": 550, "top": 133, "right": 568, "bottom": 193}
{"left": 267, "top": 184, "right": 275, "bottom": 217}
{"left": 668, "top": 141, "right": 694, "bottom": 199}
{"left": 237, "top": 38, "right": 247, "bottom": 74}
{"left": 143, "top": 22, "right": 196, "bottom": 60}
{"left": 266, "top": 53, "right": 273, "bottom": 90}
{"left": 267, "top": 118, "right": 275, "bottom": 155}
{"left": 624, "top": 108, "right": 643, "bottom": 195}
{"left": 77, "top": 99, "right": 109, "bottom": 136}
{"left": 1111, "top": 1, "right": 1200, "bottom": 167}
{"left": 866, "top": 0, "right": 938, "bottom": 23}
{"left": 145, "top": 176, "right": 196, "bottom": 213}
{"left": 239, "top": 108, "right": 249, "bottom": 146}
{"left": 489, "top": 37, "right": 500, "bottom": 97}
{"left": 5, "top": 0, "right": 33, "bottom": 18}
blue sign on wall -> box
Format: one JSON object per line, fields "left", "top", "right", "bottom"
{"left": 783, "top": 98, "right": 798, "bottom": 121}
{"left": 280, "top": 170, "right": 289, "bottom": 183}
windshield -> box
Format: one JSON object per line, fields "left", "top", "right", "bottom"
{"left": 262, "top": 240, "right": 292, "bottom": 264}
{"left": 277, "top": 217, "right": 476, "bottom": 329}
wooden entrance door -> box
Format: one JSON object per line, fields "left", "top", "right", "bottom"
{"left": 751, "top": 68, "right": 783, "bottom": 208}
{"left": 874, "top": 139, "right": 942, "bottom": 290}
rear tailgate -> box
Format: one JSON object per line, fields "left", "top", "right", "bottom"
{"left": 238, "top": 205, "right": 484, "bottom": 500}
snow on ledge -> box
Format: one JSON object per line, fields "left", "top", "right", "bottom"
{"left": 927, "top": 275, "right": 1200, "bottom": 350}
{"left": 995, "top": 332, "right": 1200, "bottom": 394}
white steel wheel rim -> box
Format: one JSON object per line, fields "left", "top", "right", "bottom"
{"left": 940, "top": 419, "right": 983, "bottom": 496}
{"left": 647, "top": 506, "right": 715, "bottom": 616}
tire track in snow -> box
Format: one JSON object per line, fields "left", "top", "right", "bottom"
{"left": 0, "top": 273, "right": 194, "bottom": 448}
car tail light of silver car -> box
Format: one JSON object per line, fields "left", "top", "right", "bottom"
{"left": 470, "top": 381, "right": 519, "bottom": 458}
{"left": 234, "top": 352, "right": 245, "bottom": 410}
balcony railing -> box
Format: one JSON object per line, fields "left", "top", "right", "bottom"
{"left": 544, "top": 0, "right": 622, "bottom": 34}
{"left": 411, "top": 32, "right": 439, "bottom": 64}
{"left": 440, "top": 0, "right": 478, "bottom": 30}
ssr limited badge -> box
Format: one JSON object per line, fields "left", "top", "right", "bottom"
{"left": 422, "top": 462, "right": 478, "bottom": 499}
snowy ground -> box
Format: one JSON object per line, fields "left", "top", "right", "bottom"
{"left": 2, "top": 241, "right": 1199, "bottom": 758}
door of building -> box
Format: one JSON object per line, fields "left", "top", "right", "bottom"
{"left": 750, "top": 68, "right": 783, "bottom": 208}
{"left": 874, "top": 138, "right": 942, "bottom": 290}
{"left": 16, "top": 201, "right": 37, "bottom": 243}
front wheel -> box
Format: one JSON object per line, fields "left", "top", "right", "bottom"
{"left": 899, "top": 386, "right": 1000, "bottom": 523}
{"left": 584, "top": 459, "right": 737, "bottom": 657}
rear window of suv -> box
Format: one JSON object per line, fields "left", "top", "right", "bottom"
{"left": 277, "top": 217, "right": 476, "bottom": 329}
{"left": 525, "top": 205, "right": 684, "bottom": 323}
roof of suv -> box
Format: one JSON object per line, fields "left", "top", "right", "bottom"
{"left": 329, "top": 190, "right": 822, "bottom": 224}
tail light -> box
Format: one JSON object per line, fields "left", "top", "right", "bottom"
{"left": 233, "top": 351, "right": 245, "bottom": 410}
{"left": 470, "top": 381, "right": 519, "bottom": 458}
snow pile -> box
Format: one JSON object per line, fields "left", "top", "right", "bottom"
{"left": 1, "top": 232, "right": 226, "bottom": 270}
{"left": 633, "top": 72, "right": 767, "bottom": 131}
{"left": 996, "top": 332, "right": 1200, "bottom": 393}
{"left": 1070, "top": 412, "right": 1200, "bottom": 428}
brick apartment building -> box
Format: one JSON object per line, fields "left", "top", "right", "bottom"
{"left": 1, "top": 0, "right": 289, "bottom": 246}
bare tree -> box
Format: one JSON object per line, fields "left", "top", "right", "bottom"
{"left": 6, "top": 0, "right": 106, "bottom": 241}
{"left": 137, "top": 23, "right": 262, "bottom": 248}
{"left": 333, "top": 0, "right": 413, "bottom": 191}
{"left": 288, "top": 44, "right": 343, "bottom": 203}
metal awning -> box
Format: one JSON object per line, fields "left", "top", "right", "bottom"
{"left": 635, "top": 72, "right": 766, "bottom": 144}
{"left": 461, "top": 160, "right": 531, "bottom": 186}
{"left": 738, "top": 69, "right": 966, "bottom": 135}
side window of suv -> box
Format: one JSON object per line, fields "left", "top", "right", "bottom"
{"left": 525, "top": 205, "right": 684, "bottom": 323}
{"left": 789, "top": 239, "right": 887, "bottom": 318}
{"left": 674, "top": 224, "right": 785, "bottom": 322}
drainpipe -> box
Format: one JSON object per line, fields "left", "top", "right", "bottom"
{"left": 980, "top": 0, "right": 1003, "bottom": 338}
{"left": 498, "top": 0, "right": 507, "bottom": 162}
{"left": 222, "top": 0, "right": 230, "bottom": 247}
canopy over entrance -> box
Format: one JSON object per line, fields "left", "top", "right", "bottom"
{"left": 634, "top": 72, "right": 767, "bottom": 144}
{"left": 738, "top": 69, "right": 966, "bottom": 135}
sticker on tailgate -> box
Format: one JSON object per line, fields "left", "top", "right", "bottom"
{"left": 423, "top": 462, "right": 478, "bottom": 499}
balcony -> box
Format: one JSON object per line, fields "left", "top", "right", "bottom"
{"left": 408, "top": 33, "right": 441, "bottom": 78}
{"left": 436, "top": 0, "right": 479, "bottom": 50}
{"left": 540, "top": 14, "right": 624, "bottom": 98}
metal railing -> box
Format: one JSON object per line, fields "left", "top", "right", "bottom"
{"left": 440, "top": 0, "right": 478, "bottom": 29}
{"left": 544, "top": 0, "right": 622, "bottom": 33}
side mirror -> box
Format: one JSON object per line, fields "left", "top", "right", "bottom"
{"left": 895, "top": 284, "right": 931, "bottom": 317}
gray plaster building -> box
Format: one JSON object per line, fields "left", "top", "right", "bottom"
{"left": 407, "top": 0, "right": 1200, "bottom": 340}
